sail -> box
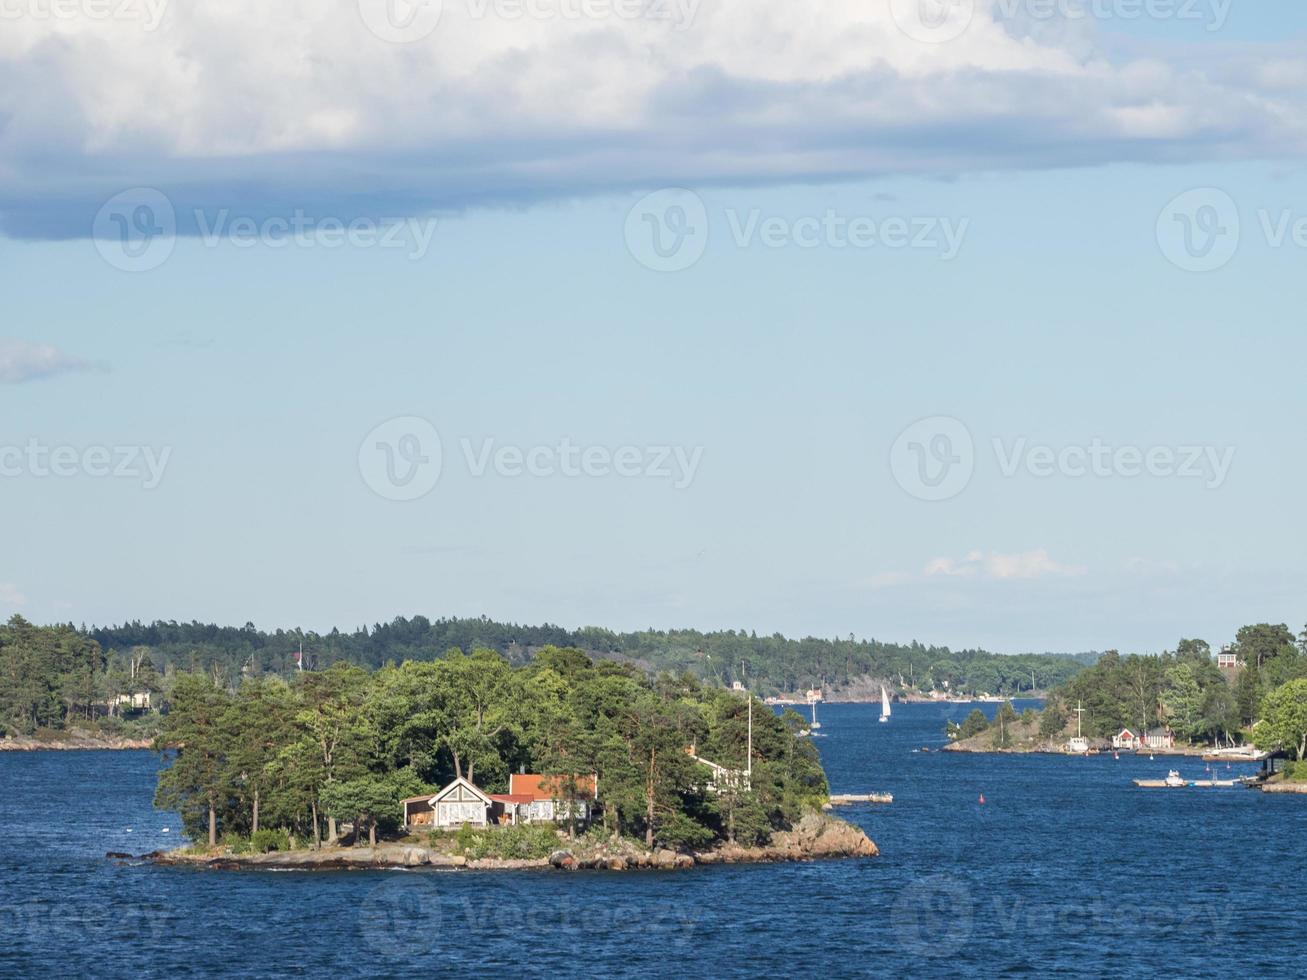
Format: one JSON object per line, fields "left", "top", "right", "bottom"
{"left": 881, "top": 685, "right": 891, "bottom": 718}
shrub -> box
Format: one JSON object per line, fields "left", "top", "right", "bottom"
{"left": 1284, "top": 759, "right": 1307, "bottom": 781}
{"left": 250, "top": 828, "right": 292, "bottom": 853}
{"left": 220, "top": 832, "right": 250, "bottom": 854}
{"left": 453, "top": 823, "right": 560, "bottom": 860}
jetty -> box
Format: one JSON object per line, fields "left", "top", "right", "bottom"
{"left": 827, "top": 793, "right": 893, "bottom": 805}
{"left": 1133, "top": 772, "right": 1238, "bottom": 789}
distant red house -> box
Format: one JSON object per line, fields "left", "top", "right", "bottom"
{"left": 505, "top": 773, "right": 598, "bottom": 824}
{"left": 1112, "top": 728, "right": 1139, "bottom": 750}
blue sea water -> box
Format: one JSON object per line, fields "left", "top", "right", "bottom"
{"left": 1, "top": 701, "right": 1304, "bottom": 978}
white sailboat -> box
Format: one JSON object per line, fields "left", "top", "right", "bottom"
{"left": 879, "top": 685, "right": 891, "bottom": 724}
{"left": 809, "top": 696, "right": 822, "bottom": 730}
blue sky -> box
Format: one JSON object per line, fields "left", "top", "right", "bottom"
{"left": 3, "top": 4, "right": 1307, "bottom": 654}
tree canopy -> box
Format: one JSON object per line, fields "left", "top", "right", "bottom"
{"left": 152, "top": 646, "right": 829, "bottom": 851}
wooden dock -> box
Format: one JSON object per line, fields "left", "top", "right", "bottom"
{"left": 827, "top": 793, "right": 893, "bottom": 805}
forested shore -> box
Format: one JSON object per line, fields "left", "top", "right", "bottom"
{"left": 943, "top": 626, "right": 1307, "bottom": 778}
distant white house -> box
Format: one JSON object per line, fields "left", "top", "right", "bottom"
{"left": 686, "top": 745, "right": 750, "bottom": 793}
{"left": 403, "top": 773, "right": 598, "bottom": 829}
{"left": 1142, "top": 728, "right": 1175, "bottom": 750}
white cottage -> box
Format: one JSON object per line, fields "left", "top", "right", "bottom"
{"left": 401, "top": 777, "right": 494, "bottom": 830}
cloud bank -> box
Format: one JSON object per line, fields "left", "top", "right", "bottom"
{"left": 1, "top": 1, "right": 1305, "bottom": 238}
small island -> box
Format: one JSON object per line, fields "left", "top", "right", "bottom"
{"left": 136, "top": 644, "right": 877, "bottom": 870}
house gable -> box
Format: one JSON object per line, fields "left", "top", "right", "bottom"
{"left": 432, "top": 777, "right": 493, "bottom": 807}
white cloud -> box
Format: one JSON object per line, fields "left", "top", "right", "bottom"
{"left": 0, "top": 340, "right": 100, "bottom": 384}
{"left": 0, "top": 583, "right": 29, "bottom": 608}
{"left": 1, "top": 2, "right": 1305, "bottom": 237}
{"left": 924, "top": 548, "right": 1087, "bottom": 580}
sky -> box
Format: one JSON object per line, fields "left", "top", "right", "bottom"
{"left": 2, "top": 1, "right": 1307, "bottom": 655}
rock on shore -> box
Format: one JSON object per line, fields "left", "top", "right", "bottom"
{"left": 0, "top": 734, "right": 154, "bottom": 752}
{"left": 138, "top": 813, "right": 878, "bottom": 872}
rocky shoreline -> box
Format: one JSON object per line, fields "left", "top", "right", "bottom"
{"left": 1259, "top": 780, "right": 1307, "bottom": 795}
{"left": 0, "top": 734, "right": 155, "bottom": 752}
{"left": 126, "top": 813, "right": 877, "bottom": 873}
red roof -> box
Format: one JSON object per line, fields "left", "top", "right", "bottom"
{"left": 488, "top": 793, "right": 535, "bottom": 804}
{"left": 509, "top": 773, "right": 597, "bottom": 801}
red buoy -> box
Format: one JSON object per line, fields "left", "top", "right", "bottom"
{"left": 978, "top": 794, "right": 986, "bottom": 805}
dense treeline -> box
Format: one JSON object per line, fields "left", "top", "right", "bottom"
{"left": 87, "top": 615, "right": 1092, "bottom": 697}
{"left": 0, "top": 616, "right": 160, "bottom": 736}
{"left": 154, "top": 646, "right": 827, "bottom": 851}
